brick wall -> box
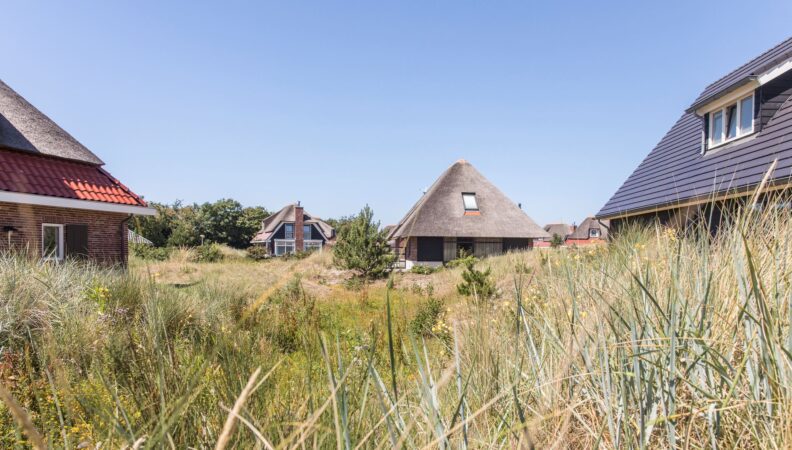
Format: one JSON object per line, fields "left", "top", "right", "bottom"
{"left": 0, "top": 202, "right": 129, "bottom": 265}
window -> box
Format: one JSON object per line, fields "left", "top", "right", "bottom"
{"left": 304, "top": 241, "right": 322, "bottom": 252}
{"left": 274, "top": 239, "right": 295, "bottom": 256}
{"left": 284, "top": 224, "right": 294, "bottom": 239}
{"left": 42, "top": 224, "right": 64, "bottom": 261}
{"left": 303, "top": 225, "right": 312, "bottom": 240}
{"left": 589, "top": 228, "right": 601, "bottom": 238}
{"left": 708, "top": 93, "right": 754, "bottom": 149}
{"left": 462, "top": 193, "right": 478, "bottom": 211}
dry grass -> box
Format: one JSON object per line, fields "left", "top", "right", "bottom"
{"left": 2, "top": 207, "right": 792, "bottom": 448}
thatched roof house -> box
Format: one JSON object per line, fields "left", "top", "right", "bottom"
{"left": 251, "top": 203, "right": 334, "bottom": 256}
{"left": 543, "top": 223, "right": 573, "bottom": 241}
{"left": 0, "top": 79, "right": 153, "bottom": 265}
{"left": 566, "top": 217, "right": 609, "bottom": 243}
{"left": 389, "top": 160, "right": 548, "bottom": 268}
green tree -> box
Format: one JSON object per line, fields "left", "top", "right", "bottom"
{"left": 550, "top": 233, "right": 565, "bottom": 248}
{"left": 456, "top": 259, "right": 496, "bottom": 303}
{"left": 333, "top": 206, "right": 395, "bottom": 279}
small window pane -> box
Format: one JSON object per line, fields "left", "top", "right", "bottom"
{"left": 462, "top": 193, "right": 478, "bottom": 211}
{"left": 726, "top": 104, "right": 738, "bottom": 139}
{"left": 589, "top": 228, "right": 601, "bottom": 238}
{"left": 303, "top": 225, "right": 312, "bottom": 240}
{"left": 740, "top": 96, "right": 753, "bottom": 133}
{"left": 711, "top": 111, "right": 723, "bottom": 145}
{"left": 43, "top": 226, "right": 61, "bottom": 259}
{"left": 284, "top": 224, "right": 294, "bottom": 239}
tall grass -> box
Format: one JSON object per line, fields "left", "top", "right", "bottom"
{"left": 2, "top": 206, "right": 792, "bottom": 447}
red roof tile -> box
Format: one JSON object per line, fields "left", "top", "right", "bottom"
{"left": 0, "top": 149, "right": 147, "bottom": 207}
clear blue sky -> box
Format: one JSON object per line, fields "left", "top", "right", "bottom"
{"left": 2, "top": 1, "right": 791, "bottom": 226}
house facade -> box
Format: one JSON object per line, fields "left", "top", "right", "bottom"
{"left": 598, "top": 36, "right": 792, "bottom": 231}
{"left": 388, "top": 160, "right": 549, "bottom": 268}
{"left": 250, "top": 203, "right": 335, "bottom": 256}
{"left": 0, "top": 80, "right": 154, "bottom": 265}
{"left": 564, "top": 217, "right": 609, "bottom": 245}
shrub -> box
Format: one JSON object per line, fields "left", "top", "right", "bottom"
{"left": 457, "top": 259, "right": 496, "bottom": 302}
{"left": 189, "top": 243, "right": 224, "bottom": 263}
{"left": 246, "top": 245, "right": 269, "bottom": 261}
{"left": 130, "top": 243, "right": 171, "bottom": 261}
{"left": 550, "top": 233, "right": 565, "bottom": 248}
{"left": 410, "top": 264, "right": 439, "bottom": 275}
{"left": 409, "top": 296, "right": 445, "bottom": 337}
{"left": 333, "top": 205, "right": 394, "bottom": 279}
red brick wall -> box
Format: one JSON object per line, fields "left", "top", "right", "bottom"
{"left": 294, "top": 206, "right": 304, "bottom": 252}
{"left": 0, "top": 202, "right": 129, "bottom": 265}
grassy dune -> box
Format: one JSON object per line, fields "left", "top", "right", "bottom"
{"left": 2, "top": 210, "right": 792, "bottom": 448}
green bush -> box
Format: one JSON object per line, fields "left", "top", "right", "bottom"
{"left": 189, "top": 243, "right": 224, "bottom": 263}
{"left": 130, "top": 243, "right": 171, "bottom": 261}
{"left": 246, "top": 245, "right": 269, "bottom": 261}
{"left": 410, "top": 264, "right": 439, "bottom": 275}
{"left": 409, "top": 296, "right": 445, "bottom": 337}
{"left": 333, "top": 205, "right": 394, "bottom": 279}
{"left": 457, "top": 259, "right": 496, "bottom": 302}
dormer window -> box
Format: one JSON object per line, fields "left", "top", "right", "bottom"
{"left": 589, "top": 228, "right": 601, "bottom": 238}
{"left": 708, "top": 93, "right": 754, "bottom": 149}
{"left": 462, "top": 193, "right": 479, "bottom": 215}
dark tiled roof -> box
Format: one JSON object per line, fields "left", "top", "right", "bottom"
{"left": 0, "top": 149, "right": 147, "bottom": 206}
{"left": 599, "top": 37, "right": 792, "bottom": 218}
{"left": 0, "top": 79, "right": 103, "bottom": 165}
{"left": 690, "top": 36, "right": 792, "bottom": 108}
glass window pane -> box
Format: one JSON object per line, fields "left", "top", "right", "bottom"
{"left": 462, "top": 194, "right": 478, "bottom": 210}
{"left": 43, "top": 226, "right": 60, "bottom": 258}
{"left": 284, "top": 224, "right": 294, "bottom": 239}
{"left": 711, "top": 111, "right": 723, "bottom": 145}
{"left": 740, "top": 96, "right": 753, "bottom": 133}
{"left": 304, "top": 225, "right": 311, "bottom": 240}
{"left": 726, "top": 104, "right": 738, "bottom": 139}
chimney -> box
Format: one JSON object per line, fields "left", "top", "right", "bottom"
{"left": 294, "top": 203, "right": 304, "bottom": 252}
{"left": 570, "top": 222, "right": 577, "bottom": 232}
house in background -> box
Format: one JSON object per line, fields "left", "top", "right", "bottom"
{"left": 388, "top": 160, "right": 549, "bottom": 268}
{"left": 251, "top": 203, "right": 335, "bottom": 256}
{"left": 564, "top": 217, "right": 609, "bottom": 245}
{"left": 0, "top": 79, "right": 154, "bottom": 265}
{"left": 599, "top": 36, "right": 792, "bottom": 231}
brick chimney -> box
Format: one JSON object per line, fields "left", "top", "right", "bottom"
{"left": 294, "top": 202, "right": 304, "bottom": 252}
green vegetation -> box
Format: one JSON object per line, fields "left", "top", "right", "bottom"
{"left": 409, "top": 264, "right": 439, "bottom": 275}
{"left": 130, "top": 199, "right": 270, "bottom": 248}
{"left": 550, "top": 232, "right": 564, "bottom": 247}
{"left": 456, "top": 258, "right": 496, "bottom": 302}
{"left": 3, "top": 207, "right": 792, "bottom": 447}
{"left": 332, "top": 205, "right": 394, "bottom": 279}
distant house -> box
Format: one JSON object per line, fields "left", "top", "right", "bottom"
{"left": 388, "top": 160, "right": 549, "bottom": 268}
{"left": 0, "top": 79, "right": 154, "bottom": 265}
{"left": 599, "top": 36, "right": 792, "bottom": 231}
{"left": 543, "top": 223, "right": 573, "bottom": 242}
{"left": 250, "top": 203, "right": 335, "bottom": 256}
{"left": 565, "top": 217, "right": 609, "bottom": 245}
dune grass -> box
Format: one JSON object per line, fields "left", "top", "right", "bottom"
{"left": 2, "top": 207, "right": 792, "bottom": 448}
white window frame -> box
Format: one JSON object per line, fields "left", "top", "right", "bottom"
{"left": 42, "top": 223, "right": 64, "bottom": 261}
{"left": 304, "top": 240, "right": 323, "bottom": 252}
{"left": 708, "top": 92, "right": 754, "bottom": 150}
{"left": 274, "top": 239, "right": 296, "bottom": 256}
{"left": 589, "top": 228, "right": 601, "bottom": 238}
{"left": 462, "top": 193, "right": 479, "bottom": 211}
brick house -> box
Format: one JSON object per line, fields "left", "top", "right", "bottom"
{"left": 0, "top": 79, "right": 154, "bottom": 265}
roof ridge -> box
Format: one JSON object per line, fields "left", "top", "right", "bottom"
{"left": 698, "top": 35, "right": 792, "bottom": 99}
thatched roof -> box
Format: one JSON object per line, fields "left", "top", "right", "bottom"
{"left": 544, "top": 223, "right": 573, "bottom": 239}
{"left": 568, "top": 217, "right": 610, "bottom": 240}
{"left": 0, "top": 79, "right": 103, "bottom": 165}
{"left": 389, "top": 160, "right": 549, "bottom": 239}
{"left": 251, "top": 204, "right": 335, "bottom": 243}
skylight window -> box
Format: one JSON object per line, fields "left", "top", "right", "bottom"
{"left": 708, "top": 93, "right": 754, "bottom": 150}
{"left": 462, "top": 193, "right": 479, "bottom": 212}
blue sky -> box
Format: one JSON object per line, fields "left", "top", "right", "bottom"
{"left": 2, "top": 1, "right": 791, "bottom": 226}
